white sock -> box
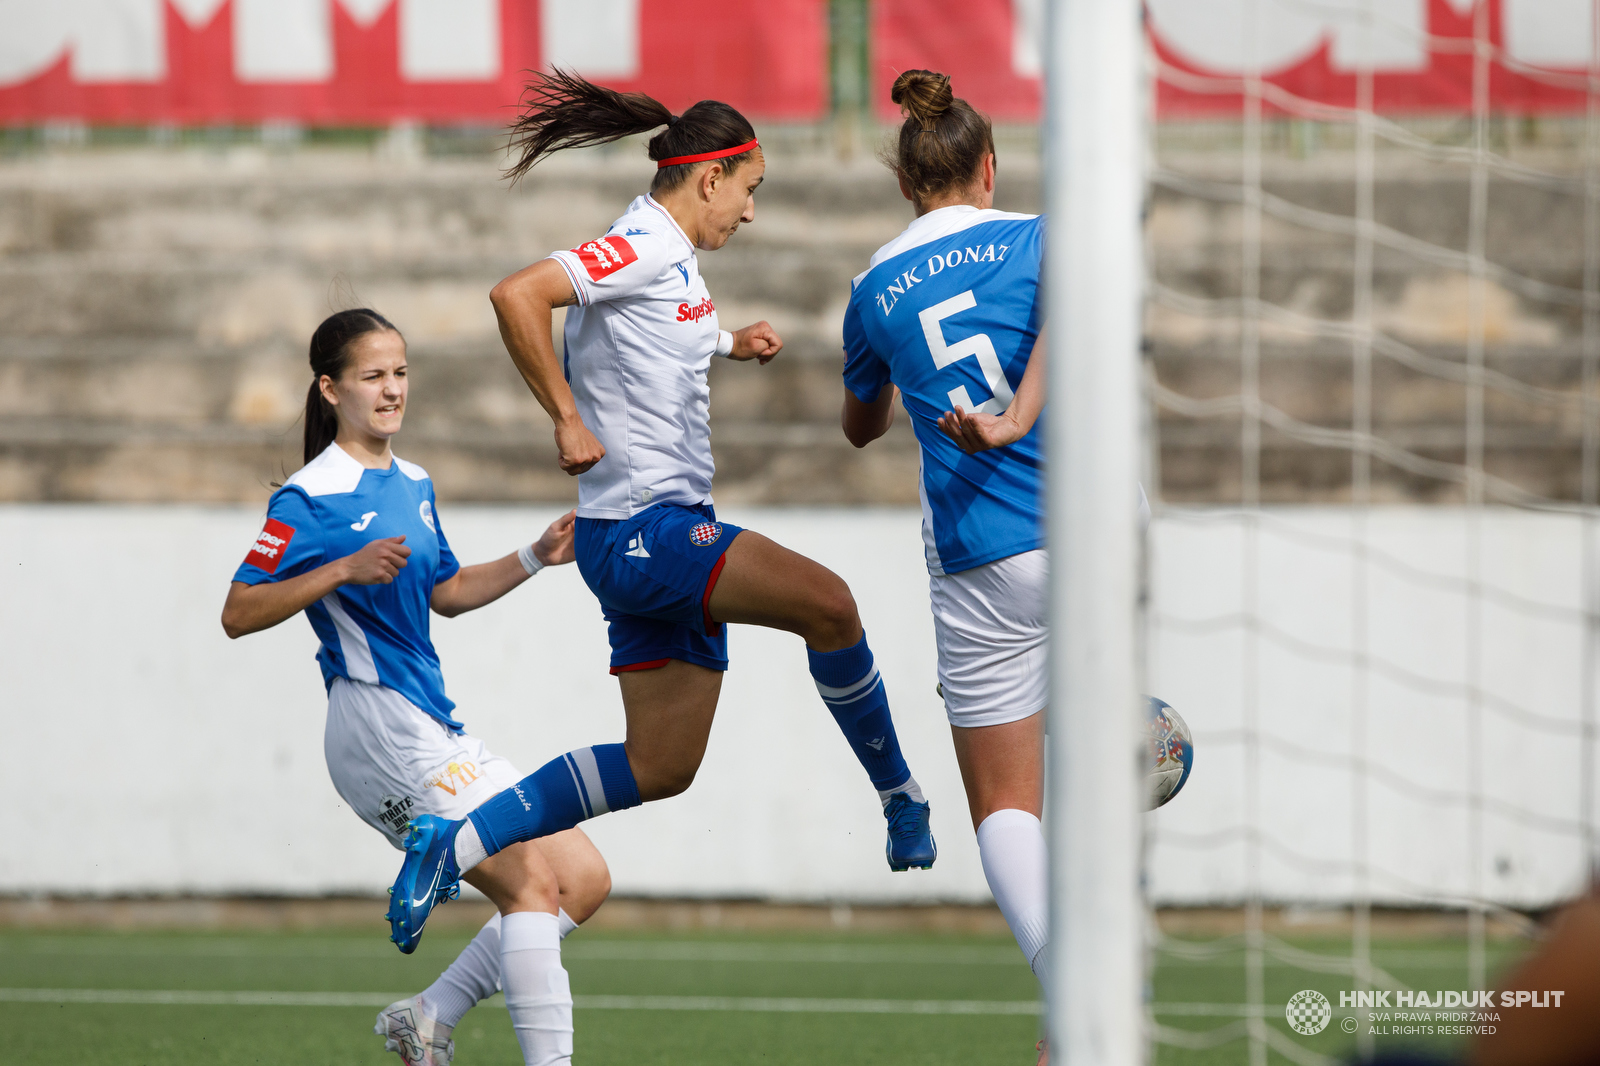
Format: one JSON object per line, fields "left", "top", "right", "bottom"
{"left": 877, "top": 774, "right": 926, "bottom": 809}
{"left": 454, "top": 819, "right": 488, "bottom": 874}
{"left": 420, "top": 913, "right": 502, "bottom": 1029}
{"left": 500, "top": 911, "right": 573, "bottom": 1066}
{"left": 976, "top": 808, "right": 1050, "bottom": 994}
{"left": 417, "top": 908, "right": 578, "bottom": 1031}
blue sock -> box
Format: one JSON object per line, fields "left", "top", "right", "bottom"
{"left": 466, "top": 743, "right": 641, "bottom": 858}
{"left": 809, "top": 633, "right": 912, "bottom": 794}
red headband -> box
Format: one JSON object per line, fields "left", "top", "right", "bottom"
{"left": 655, "top": 139, "right": 760, "bottom": 169}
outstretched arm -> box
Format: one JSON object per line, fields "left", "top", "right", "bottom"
{"left": 431, "top": 511, "right": 577, "bottom": 618}
{"left": 491, "top": 260, "right": 605, "bottom": 476}
{"left": 936, "top": 326, "right": 1047, "bottom": 454}
{"left": 842, "top": 384, "right": 897, "bottom": 448}
{"left": 222, "top": 537, "right": 411, "bottom": 639}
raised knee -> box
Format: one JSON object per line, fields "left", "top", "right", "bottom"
{"left": 825, "top": 587, "right": 858, "bottom": 630}
{"left": 811, "top": 582, "right": 861, "bottom": 649}
{"left": 650, "top": 764, "right": 699, "bottom": 800}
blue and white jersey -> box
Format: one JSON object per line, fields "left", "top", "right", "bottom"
{"left": 233, "top": 443, "right": 463, "bottom": 730}
{"left": 843, "top": 205, "right": 1045, "bottom": 576}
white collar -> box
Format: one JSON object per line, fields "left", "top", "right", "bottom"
{"left": 643, "top": 194, "right": 695, "bottom": 253}
{"left": 863, "top": 204, "right": 1039, "bottom": 275}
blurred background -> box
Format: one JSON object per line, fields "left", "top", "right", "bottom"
{"left": 1, "top": 2, "right": 1597, "bottom": 1061}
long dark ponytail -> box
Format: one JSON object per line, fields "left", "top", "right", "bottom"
{"left": 503, "top": 69, "right": 758, "bottom": 194}
{"left": 303, "top": 308, "right": 400, "bottom": 464}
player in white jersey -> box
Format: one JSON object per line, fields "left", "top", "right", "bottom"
{"left": 382, "top": 73, "right": 937, "bottom": 952}
{"left": 221, "top": 309, "right": 608, "bottom": 1066}
{"left": 840, "top": 72, "right": 1053, "bottom": 1066}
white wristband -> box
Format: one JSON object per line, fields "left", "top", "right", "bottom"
{"left": 517, "top": 543, "right": 545, "bottom": 576}
{"left": 715, "top": 329, "right": 734, "bottom": 358}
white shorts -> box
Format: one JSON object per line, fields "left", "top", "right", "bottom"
{"left": 324, "top": 677, "right": 523, "bottom": 849}
{"left": 930, "top": 549, "right": 1048, "bottom": 728}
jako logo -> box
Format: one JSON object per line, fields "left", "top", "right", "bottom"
{"left": 677, "top": 298, "right": 715, "bottom": 323}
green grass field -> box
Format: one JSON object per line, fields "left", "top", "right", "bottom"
{"left": 0, "top": 923, "right": 1529, "bottom": 1065}
{"left": 1151, "top": 933, "right": 1529, "bottom": 1066}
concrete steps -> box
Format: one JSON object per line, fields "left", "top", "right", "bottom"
{"left": 0, "top": 143, "right": 1588, "bottom": 505}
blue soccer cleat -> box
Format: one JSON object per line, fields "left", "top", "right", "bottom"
{"left": 386, "top": 814, "right": 463, "bottom": 954}
{"left": 884, "top": 792, "right": 936, "bottom": 871}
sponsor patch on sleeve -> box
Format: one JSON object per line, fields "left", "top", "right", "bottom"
{"left": 571, "top": 235, "right": 639, "bottom": 282}
{"left": 245, "top": 518, "right": 296, "bottom": 574}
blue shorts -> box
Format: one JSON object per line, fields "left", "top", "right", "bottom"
{"left": 575, "top": 503, "right": 744, "bottom": 675}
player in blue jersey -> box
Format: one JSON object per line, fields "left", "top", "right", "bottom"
{"left": 221, "top": 309, "right": 608, "bottom": 1066}
{"left": 840, "top": 71, "right": 1053, "bottom": 1064}
{"left": 382, "top": 72, "right": 937, "bottom": 954}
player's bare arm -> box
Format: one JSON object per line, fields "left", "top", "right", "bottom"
{"left": 841, "top": 383, "right": 898, "bottom": 447}
{"left": 937, "top": 325, "right": 1047, "bottom": 454}
{"left": 431, "top": 510, "right": 576, "bottom": 617}
{"left": 221, "top": 536, "right": 410, "bottom": 639}
{"left": 489, "top": 259, "right": 604, "bottom": 476}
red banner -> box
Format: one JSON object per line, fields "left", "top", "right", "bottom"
{"left": 0, "top": 0, "right": 825, "bottom": 125}
{"left": 872, "top": 0, "right": 1042, "bottom": 123}
{"left": 874, "top": 0, "right": 1592, "bottom": 122}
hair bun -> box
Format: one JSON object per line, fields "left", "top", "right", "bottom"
{"left": 890, "top": 69, "right": 953, "bottom": 129}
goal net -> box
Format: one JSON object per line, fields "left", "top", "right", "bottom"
{"left": 1137, "top": 1, "right": 1600, "bottom": 1062}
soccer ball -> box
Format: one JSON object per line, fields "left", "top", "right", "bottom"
{"left": 1144, "top": 696, "right": 1193, "bottom": 810}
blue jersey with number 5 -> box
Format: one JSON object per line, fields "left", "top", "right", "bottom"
{"left": 843, "top": 206, "right": 1045, "bottom": 575}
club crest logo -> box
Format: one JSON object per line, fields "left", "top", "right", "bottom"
{"left": 689, "top": 522, "right": 722, "bottom": 547}
{"left": 1286, "top": 989, "right": 1332, "bottom": 1036}
{"left": 419, "top": 499, "right": 435, "bottom": 532}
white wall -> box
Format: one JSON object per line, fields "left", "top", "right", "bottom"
{"left": 2, "top": 505, "right": 1592, "bottom": 906}
{"left": 2, "top": 504, "right": 978, "bottom": 902}
{"left": 1145, "top": 507, "right": 1596, "bottom": 908}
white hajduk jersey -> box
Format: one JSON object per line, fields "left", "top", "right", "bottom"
{"left": 548, "top": 195, "right": 723, "bottom": 520}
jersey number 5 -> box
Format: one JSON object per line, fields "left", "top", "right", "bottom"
{"left": 917, "top": 290, "right": 1016, "bottom": 415}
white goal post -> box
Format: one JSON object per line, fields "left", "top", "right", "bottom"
{"left": 1043, "top": 0, "right": 1148, "bottom": 1064}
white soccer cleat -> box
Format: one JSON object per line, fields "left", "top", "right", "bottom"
{"left": 375, "top": 995, "right": 455, "bottom": 1066}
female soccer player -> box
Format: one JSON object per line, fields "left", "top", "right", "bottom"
{"left": 385, "top": 72, "right": 937, "bottom": 948}
{"left": 838, "top": 70, "right": 1051, "bottom": 1060}
{"left": 222, "top": 308, "right": 608, "bottom": 1066}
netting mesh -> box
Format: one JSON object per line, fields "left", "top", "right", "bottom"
{"left": 1140, "top": 3, "right": 1599, "bottom": 1062}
